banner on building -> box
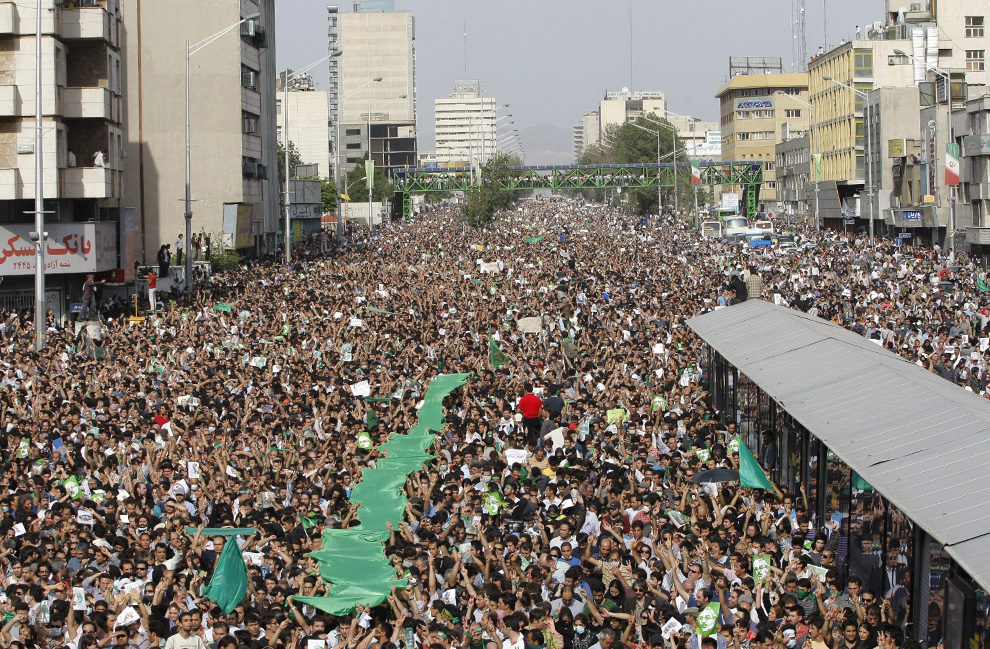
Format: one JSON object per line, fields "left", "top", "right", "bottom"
{"left": 811, "top": 154, "right": 823, "bottom": 182}
{"left": 0, "top": 222, "right": 117, "bottom": 276}
{"left": 946, "top": 143, "right": 960, "bottom": 186}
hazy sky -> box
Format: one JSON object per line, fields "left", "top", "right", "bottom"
{"left": 275, "top": 0, "right": 885, "bottom": 163}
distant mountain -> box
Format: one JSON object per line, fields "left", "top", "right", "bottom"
{"left": 517, "top": 124, "right": 574, "bottom": 165}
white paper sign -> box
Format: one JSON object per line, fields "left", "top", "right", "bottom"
{"left": 504, "top": 449, "right": 528, "bottom": 468}
{"left": 187, "top": 462, "right": 200, "bottom": 479}
{"left": 72, "top": 587, "right": 87, "bottom": 611}
{"left": 350, "top": 381, "right": 371, "bottom": 397}
{"left": 12, "top": 523, "right": 25, "bottom": 537}
{"left": 77, "top": 510, "right": 94, "bottom": 526}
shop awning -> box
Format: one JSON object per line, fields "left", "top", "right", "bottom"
{"left": 687, "top": 299, "right": 990, "bottom": 591}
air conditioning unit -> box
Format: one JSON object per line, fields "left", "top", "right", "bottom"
{"left": 242, "top": 117, "right": 257, "bottom": 134}
{"left": 255, "top": 164, "right": 268, "bottom": 180}
{"left": 241, "top": 72, "right": 256, "bottom": 89}
{"left": 242, "top": 160, "right": 257, "bottom": 177}
{"left": 910, "top": 2, "right": 922, "bottom": 11}
{"left": 240, "top": 20, "right": 257, "bottom": 37}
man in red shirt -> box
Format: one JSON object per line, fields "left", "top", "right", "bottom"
{"left": 147, "top": 271, "right": 157, "bottom": 311}
{"left": 517, "top": 383, "right": 542, "bottom": 442}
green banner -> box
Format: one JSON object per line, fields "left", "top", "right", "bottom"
{"left": 298, "top": 373, "right": 472, "bottom": 615}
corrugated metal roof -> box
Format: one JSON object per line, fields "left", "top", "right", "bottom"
{"left": 687, "top": 299, "right": 990, "bottom": 592}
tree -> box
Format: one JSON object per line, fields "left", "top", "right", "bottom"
{"left": 459, "top": 152, "right": 519, "bottom": 228}
{"left": 277, "top": 140, "right": 303, "bottom": 188}
{"left": 574, "top": 114, "right": 703, "bottom": 215}
{"left": 343, "top": 152, "right": 391, "bottom": 202}
{"left": 320, "top": 177, "right": 337, "bottom": 214}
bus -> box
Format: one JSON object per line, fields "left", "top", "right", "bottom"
{"left": 700, "top": 221, "right": 723, "bottom": 238}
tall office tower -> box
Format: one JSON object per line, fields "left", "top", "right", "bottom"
{"left": 329, "top": 3, "right": 416, "bottom": 178}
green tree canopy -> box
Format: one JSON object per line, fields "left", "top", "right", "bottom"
{"left": 343, "top": 152, "right": 391, "bottom": 203}
{"left": 575, "top": 113, "right": 708, "bottom": 214}
{"left": 459, "top": 152, "right": 522, "bottom": 228}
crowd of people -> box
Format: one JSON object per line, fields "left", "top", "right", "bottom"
{"left": 0, "top": 199, "right": 987, "bottom": 649}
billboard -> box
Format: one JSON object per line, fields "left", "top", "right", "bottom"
{"left": 736, "top": 99, "right": 773, "bottom": 110}
{"left": 0, "top": 222, "right": 117, "bottom": 276}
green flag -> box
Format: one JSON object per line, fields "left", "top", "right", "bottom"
{"left": 736, "top": 436, "right": 775, "bottom": 490}
{"left": 365, "top": 409, "right": 379, "bottom": 432}
{"left": 482, "top": 491, "right": 507, "bottom": 516}
{"left": 525, "top": 236, "right": 544, "bottom": 244}
{"left": 695, "top": 601, "right": 722, "bottom": 636}
{"left": 978, "top": 275, "right": 990, "bottom": 293}
{"left": 300, "top": 514, "right": 318, "bottom": 530}
{"left": 489, "top": 336, "right": 509, "bottom": 369}
{"left": 365, "top": 159, "right": 375, "bottom": 185}
{"left": 812, "top": 153, "right": 823, "bottom": 182}
{"left": 202, "top": 536, "right": 248, "bottom": 614}
{"left": 63, "top": 475, "right": 83, "bottom": 500}
{"left": 214, "top": 304, "right": 232, "bottom": 312}
{"left": 752, "top": 553, "right": 772, "bottom": 582}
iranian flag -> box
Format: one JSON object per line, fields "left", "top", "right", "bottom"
{"left": 691, "top": 160, "right": 701, "bottom": 185}
{"left": 946, "top": 143, "right": 960, "bottom": 186}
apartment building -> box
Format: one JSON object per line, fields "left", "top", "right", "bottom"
{"left": 0, "top": 0, "right": 124, "bottom": 316}
{"left": 434, "top": 80, "right": 498, "bottom": 167}
{"left": 715, "top": 59, "right": 810, "bottom": 212}
{"left": 807, "top": 38, "right": 918, "bottom": 226}
{"left": 121, "top": 0, "right": 279, "bottom": 262}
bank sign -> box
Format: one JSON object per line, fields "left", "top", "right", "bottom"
{"left": 736, "top": 99, "right": 773, "bottom": 110}
{"left": 0, "top": 222, "right": 118, "bottom": 276}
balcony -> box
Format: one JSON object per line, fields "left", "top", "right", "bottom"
{"left": 0, "top": 85, "right": 20, "bottom": 116}
{"left": 0, "top": 168, "right": 20, "bottom": 200}
{"left": 61, "top": 87, "right": 114, "bottom": 120}
{"left": 60, "top": 5, "right": 111, "bottom": 42}
{"left": 0, "top": 2, "right": 17, "bottom": 35}
{"left": 61, "top": 165, "right": 113, "bottom": 198}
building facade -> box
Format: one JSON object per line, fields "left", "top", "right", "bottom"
{"left": 808, "top": 39, "right": 917, "bottom": 225}
{"left": 598, "top": 89, "right": 665, "bottom": 137}
{"left": 715, "top": 68, "right": 810, "bottom": 212}
{"left": 775, "top": 135, "right": 813, "bottom": 221}
{"left": 333, "top": 6, "right": 416, "bottom": 177}
{"left": 276, "top": 80, "right": 332, "bottom": 180}
{"left": 121, "top": 0, "right": 279, "bottom": 262}
{"left": 0, "top": 0, "right": 124, "bottom": 317}
{"left": 434, "top": 80, "right": 498, "bottom": 167}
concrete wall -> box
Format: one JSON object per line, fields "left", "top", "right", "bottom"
{"left": 338, "top": 11, "right": 415, "bottom": 125}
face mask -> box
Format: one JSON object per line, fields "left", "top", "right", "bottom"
{"left": 609, "top": 560, "right": 620, "bottom": 567}
{"left": 574, "top": 627, "right": 585, "bottom": 635}
{"left": 483, "top": 476, "right": 491, "bottom": 483}
{"left": 796, "top": 589, "right": 809, "bottom": 599}
{"left": 785, "top": 641, "right": 796, "bottom": 649}
{"left": 47, "top": 628, "right": 64, "bottom": 638}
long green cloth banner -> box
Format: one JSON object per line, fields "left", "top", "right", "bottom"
{"left": 294, "top": 372, "right": 471, "bottom": 615}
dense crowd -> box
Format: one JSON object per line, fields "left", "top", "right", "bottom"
{"left": 0, "top": 200, "right": 986, "bottom": 649}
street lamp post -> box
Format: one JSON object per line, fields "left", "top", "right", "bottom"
{"left": 631, "top": 123, "right": 662, "bottom": 213}
{"left": 776, "top": 91, "right": 820, "bottom": 230}
{"left": 823, "top": 76, "right": 874, "bottom": 246}
{"left": 185, "top": 12, "right": 260, "bottom": 288}
{"left": 367, "top": 94, "right": 406, "bottom": 236}
{"left": 334, "top": 77, "right": 382, "bottom": 241}
{"left": 894, "top": 49, "right": 956, "bottom": 251}
{"left": 282, "top": 52, "right": 343, "bottom": 265}
{"left": 642, "top": 117, "right": 678, "bottom": 213}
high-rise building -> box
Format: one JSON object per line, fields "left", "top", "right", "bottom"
{"left": 715, "top": 58, "right": 810, "bottom": 212}
{"left": 434, "top": 80, "right": 497, "bottom": 166}
{"left": 331, "top": 5, "right": 416, "bottom": 178}
{"left": 0, "top": 0, "right": 124, "bottom": 315}
{"left": 121, "top": 0, "right": 279, "bottom": 260}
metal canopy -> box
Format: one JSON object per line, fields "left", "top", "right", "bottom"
{"left": 686, "top": 299, "right": 990, "bottom": 592}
